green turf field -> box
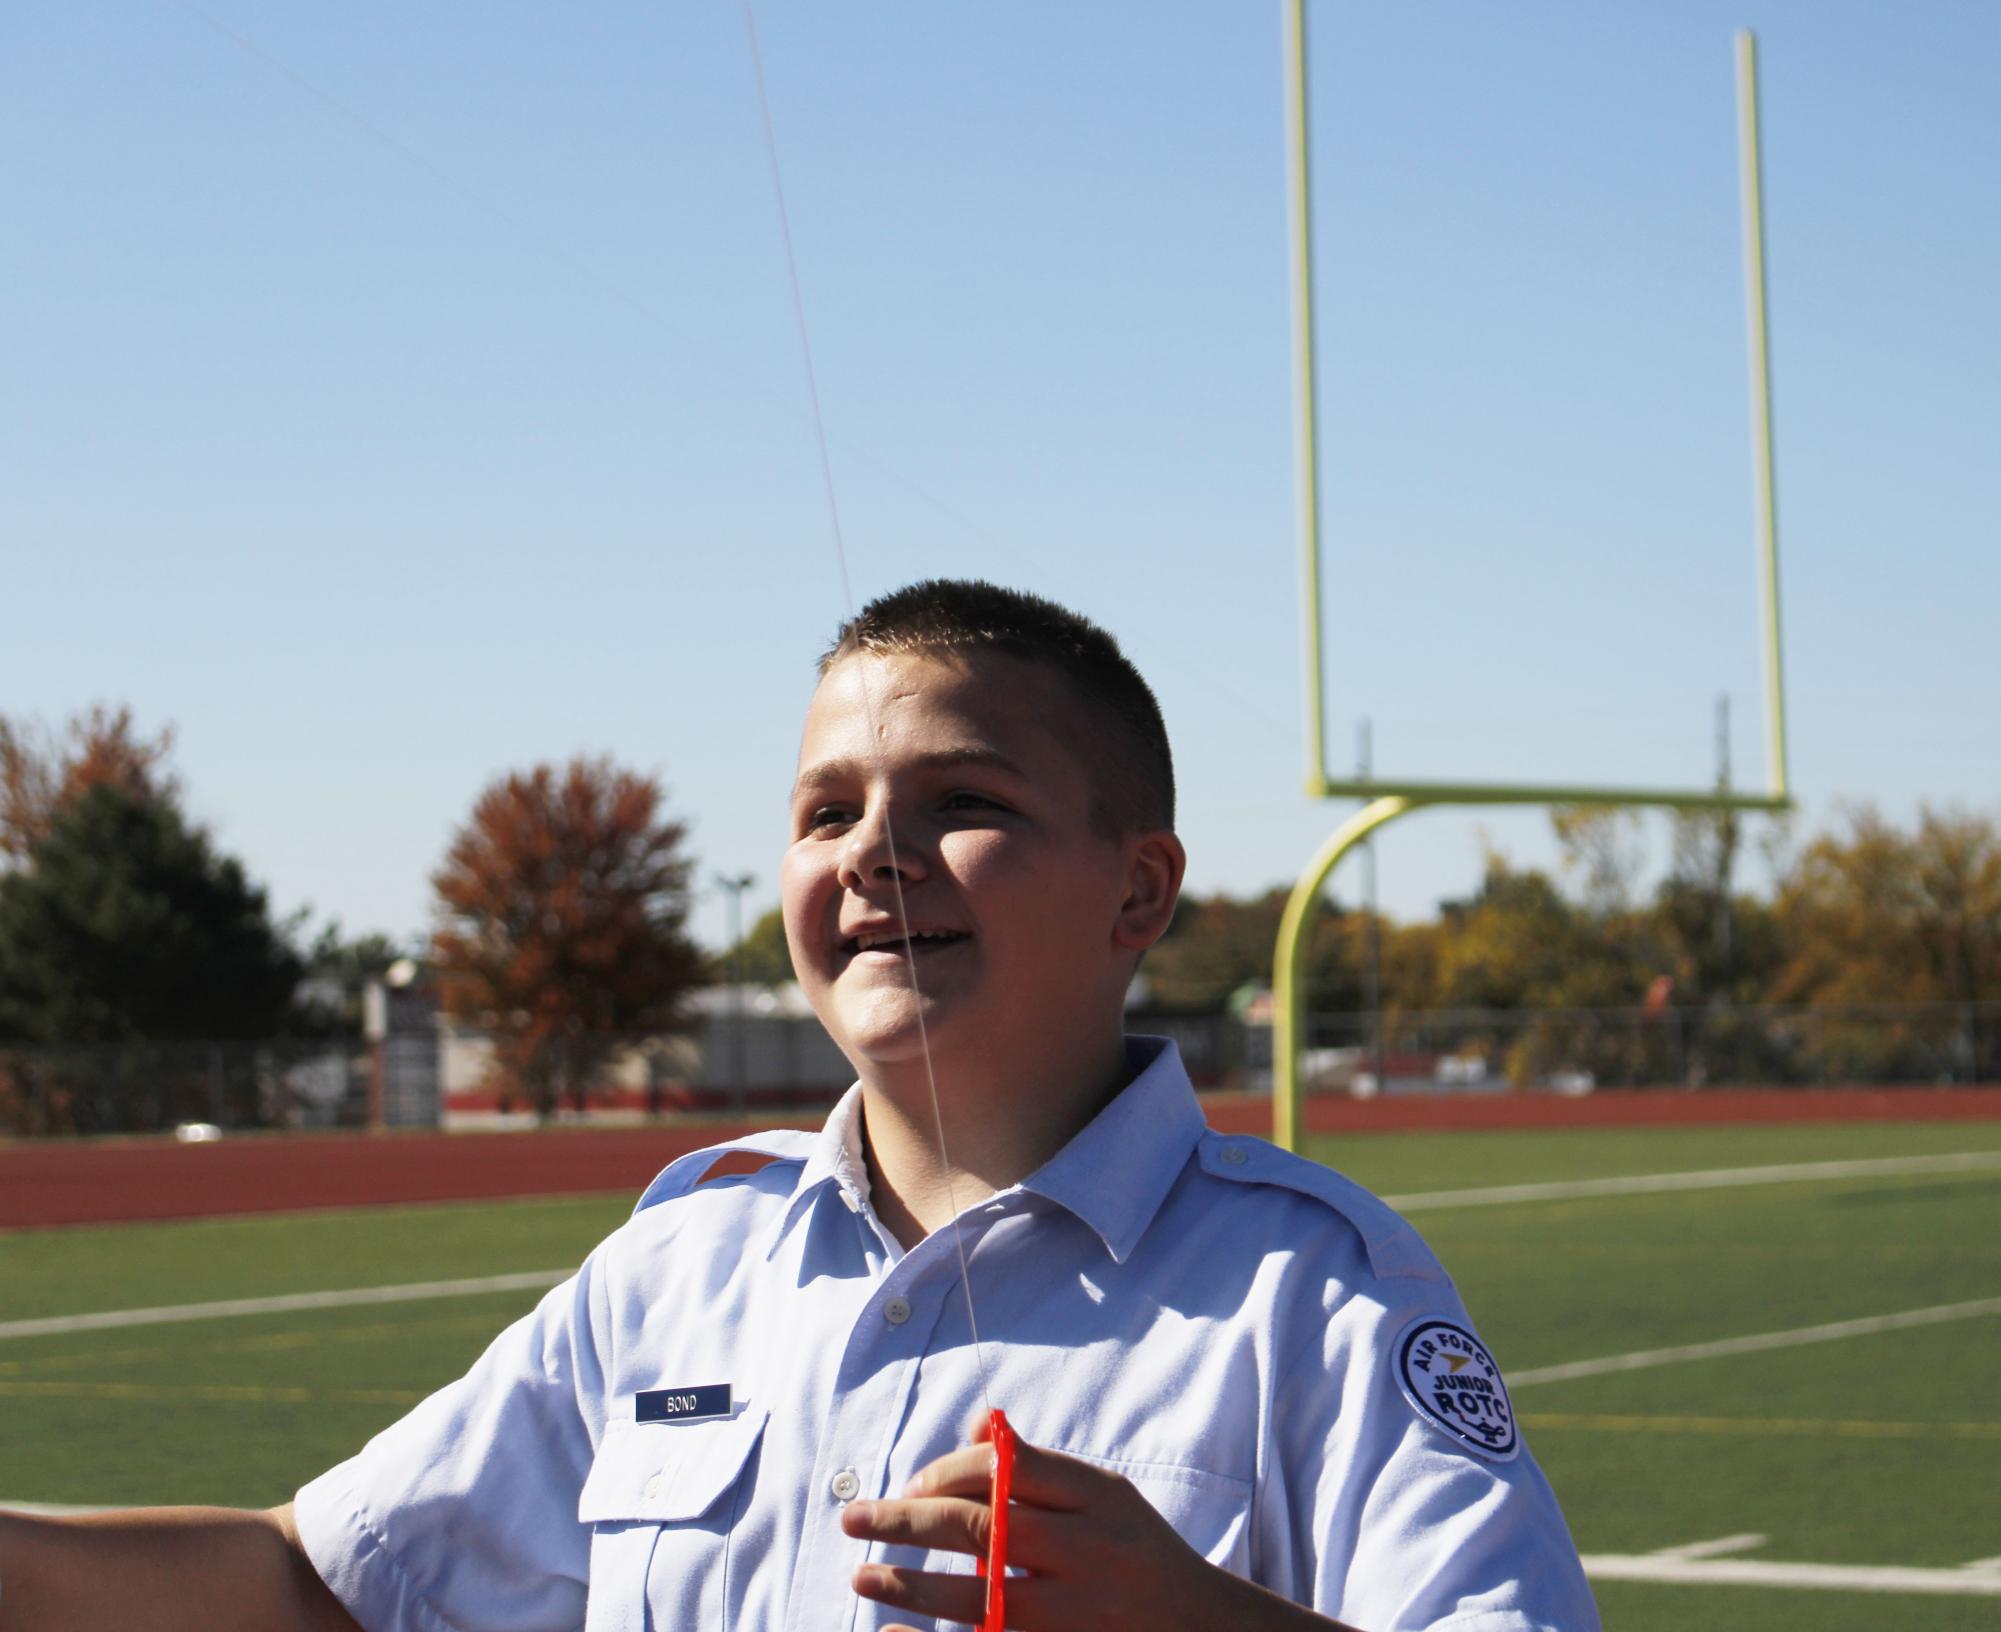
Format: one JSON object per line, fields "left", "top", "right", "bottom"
{"left": 5, "top": 1119, "right": 1999, "bottom": 1629}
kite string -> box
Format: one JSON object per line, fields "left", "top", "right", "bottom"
{"left": 738, "top": 0, "right": 995, "bottom": 1424}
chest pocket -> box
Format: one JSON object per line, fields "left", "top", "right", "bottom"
{"left": 1089, "top": 1457, "right": 1254, "bottom": 1574}
{"left": 578, "top": 1409, "right": 769, "bottom": 1632}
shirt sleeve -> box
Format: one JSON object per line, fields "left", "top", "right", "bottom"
{"left": 292, "top": 1254, "right": 613, "bottom": 1632}
{"left": 1258, "top": 1276, "right": 1602, "bottom": 1632}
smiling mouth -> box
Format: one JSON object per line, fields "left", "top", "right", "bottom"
{"left": 840, "top": 929, "right": 971, "bottom": 959}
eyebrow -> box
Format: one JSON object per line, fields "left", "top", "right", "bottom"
{"left": 791, "top": 746, "right": 1030, "bottom": 801}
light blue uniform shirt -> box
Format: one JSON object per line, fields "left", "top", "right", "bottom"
{"left": 295, "top": 1038, "right": 1599, "bottom": 1631}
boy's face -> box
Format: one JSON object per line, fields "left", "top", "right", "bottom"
{"left": 782, "top": 649, "right": 1144, "bottom": 1074}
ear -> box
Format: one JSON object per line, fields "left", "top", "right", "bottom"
{"left": 1111, "top": 830, "right": 1186, "bottom": 953}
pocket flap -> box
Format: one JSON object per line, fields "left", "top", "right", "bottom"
{"left": 579, "top": 1408, "right": 769, "bottom": 1525}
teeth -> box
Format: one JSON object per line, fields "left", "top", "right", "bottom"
{"left": 851, "top": 929, "right": 960, "bottom": 952}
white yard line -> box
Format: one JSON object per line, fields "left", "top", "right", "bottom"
{"left": 1648, "top": 1533, "right": 1768, "bottom": 1561}
{"left": 1384, "top": 1149, "right": 2001, "bottom": 1213}
{"left": 1582, "top": 1553, "right": 2001, "bottom": 1597}
{"left": 1511, "top": 1297, "right": 2001, "bottom": 1387}
{"left": 0, "top": 1500, "right": 113, "bottom": 1516}
{"left": 0, "top": 1270, "right": 570, "bottom": 1342}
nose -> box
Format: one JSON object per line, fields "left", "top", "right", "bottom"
{"left": 837, "top": 796, "right": 928, "bottom": 891}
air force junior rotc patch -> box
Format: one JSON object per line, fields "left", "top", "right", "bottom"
{"left": 1394, "top": 1317, "right": 1518, "bottom": 1461}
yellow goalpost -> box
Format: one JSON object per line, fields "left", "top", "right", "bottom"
{"left": 1272, "top": 11, "right": 1794, "bottom": 1149}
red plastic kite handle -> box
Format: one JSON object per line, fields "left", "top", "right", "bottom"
{"left": 975, "top": 1408, "right": 1016, "bottom": 1632}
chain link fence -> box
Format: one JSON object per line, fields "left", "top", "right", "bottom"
{"left": 3, "top": 1001, "right": 1996, "bottom": 1136}
{"left": 1286, "top": 1000, "right": 2001, "bottom": 1096}
{"left": 0, "top": 1037, "right": 436, "bottom": 1137}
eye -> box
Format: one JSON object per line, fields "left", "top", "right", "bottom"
{"left": 942, "top": 791, "right": 1006, "bottom": 815}
{"left": 804, "top": 804, "right": 855, "bottom": 833}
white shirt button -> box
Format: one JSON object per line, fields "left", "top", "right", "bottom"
{"left": 643, "top": 1473, "right": 663, "bottom": 1500}
{"left": 1220, "top": 1144, "right": 1249, "bottom": 1166}
{"left": 830, "top": 1468, "right": 861, "bottom": 1502}
{"left": 884, "top": 1296, "right": 912, "bottom": 1326}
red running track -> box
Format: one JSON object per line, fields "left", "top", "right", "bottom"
{"left": 4, "top": 1086, "right": 1999, "bottom": 1229}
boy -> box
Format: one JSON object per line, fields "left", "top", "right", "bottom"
{"left": 0, "top": 580, "right": 1599, "bottom": 1631}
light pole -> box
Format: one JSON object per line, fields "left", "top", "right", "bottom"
{"left": 715, "top": 872, "right": 757, "bottom": 1113}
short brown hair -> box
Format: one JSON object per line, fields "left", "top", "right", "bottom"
{"left": 820, "top": 579, "right": 1175, "bottom": 836}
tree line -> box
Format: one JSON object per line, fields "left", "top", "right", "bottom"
{"left": 0, "top": 707, "right": 703, "bottom": 1130}
{"left": 1142, "top": 805, "right": 2000, "bottom": 1023}
{"left": 3, "top": 703, "right": 1997, "bottom": 1131}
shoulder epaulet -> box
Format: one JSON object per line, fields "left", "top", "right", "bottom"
{"left": 1196, "top": 1129, "right": 1443, "bottom": 1283}
{"left": 633, "top": 1129, "right": 817, "bottom": 1214}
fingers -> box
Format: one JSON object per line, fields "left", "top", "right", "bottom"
{"left": 900, "top": 1445, "right": 998, "bottom": 1501}
{"left": 843, "top": 1493, "right": 1064, "bottom": 1566}
{"left": 841, "top": 1495, "right": 989, "bottom": 1556}
{"left": 851, "top": 1424, "right": 1212, "bottom": 1630}
{"left": 902, "top": 1434, "right": 1098, "bottom": 1513}
{"left": 853, "top": 1560, "right": 1055, "bottom": 1628}
{"left": 852, "top": 1560, "right": 984, "bottom": 1625}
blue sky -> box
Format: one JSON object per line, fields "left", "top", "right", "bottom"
{"left": 3, "top": 1, "right": 1995, "bottom": 960}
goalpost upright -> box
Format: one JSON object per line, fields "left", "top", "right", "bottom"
{"left": 1271, "top": 11, "right": 1794, "bottom": 1150}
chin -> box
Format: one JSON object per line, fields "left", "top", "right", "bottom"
{"left": 828, "top": 992, "right": 959, "bottom": 1074}
{"left": 839, "top": 1021, "right": 942, "bottom": 1072}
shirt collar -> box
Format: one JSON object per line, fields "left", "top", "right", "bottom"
{"left": 1019, "top": 1035, "right": 1205, "bottom": 1265}
{"left": 769, "top": 1037, "right": 1205, "bottom": 1266}
{"left": 766, "top": 1082, "right": 874, "bottom": 1260}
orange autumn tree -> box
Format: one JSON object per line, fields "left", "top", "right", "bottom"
{"left": 0, "top": 704, "right": 180, "bottom": 866}
{"left": 431, "top": 756, "right": 706, "bottom": 1118}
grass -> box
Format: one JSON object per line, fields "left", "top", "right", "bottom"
{"left": 3, "top": 1117, "right": 1998, "bottom": 1629}
{"left": 0, "top": 1194, "right": 627, "bottom": 1322}
{"left": 1586, "top": 1582, "right": 2001, "bottom": 1632}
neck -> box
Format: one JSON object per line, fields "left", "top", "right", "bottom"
{"left": 858, "top": 1026, "right": 1128, "bottom": 1251}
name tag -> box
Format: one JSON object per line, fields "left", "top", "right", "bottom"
{"left": 635, "top": 1384, "right": 732, "bottom": 1424}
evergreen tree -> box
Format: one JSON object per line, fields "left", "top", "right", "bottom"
{"left": 0, "top": 785, "right": 302, "bottom": 1044}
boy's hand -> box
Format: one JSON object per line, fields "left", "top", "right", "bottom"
{"left": 841, "top": 1417, "right": 1359, "bottom": 1632}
